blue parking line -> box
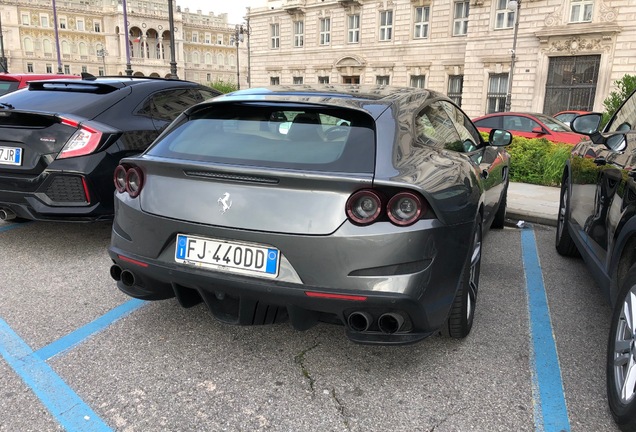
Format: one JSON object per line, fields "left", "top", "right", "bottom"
{"left": 0, "top": 317, "right": 112, "bottom": 431}
{"left": 521, "top": 228, "right": 571, "bottom": 432}
{"left": 34, "top": 299, "right": 146, "bottom": 361}
{"left": 0, "top": 222, "right": 32, "bottom": 233}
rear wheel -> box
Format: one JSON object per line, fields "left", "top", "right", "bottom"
{"left": 555, "top": 177, "right": 579, "bottom": 257}
{"left": 444, "top": 215, "right": 482, "bottom": 338}
{"left": 607, "top": 264, "right": 636, "bottom": 431}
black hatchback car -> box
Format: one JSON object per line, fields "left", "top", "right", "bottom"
{"left": 108, "top": 85, "right": 512, "bottom": 345}
{"left": 556, "top": 89, "right": 636, "bottom": 430}
{"left": 0, "top": 75, "right": 219, "bottom": 222}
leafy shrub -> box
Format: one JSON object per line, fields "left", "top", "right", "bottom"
{"left": 209, "top": 79, "right": 237, "bottom": 94}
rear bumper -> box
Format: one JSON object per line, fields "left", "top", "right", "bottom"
{"left": 108, "top": 196, "right": 476, "bottom": 345}
{"left": 0, "top": 152, "right": 118, "bottom": 221}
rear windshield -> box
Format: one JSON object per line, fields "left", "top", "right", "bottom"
{"left": 147, "top": 102, "right": 376, "bottom": 173}
{"left": 0, "top": 82, "right": 18, "bottom": 96}
{"left": 0, "top": 85, "right": 125, "bottom": 116}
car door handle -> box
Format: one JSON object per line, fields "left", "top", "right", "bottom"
{"left": 594, "top": 157, "right": 606, "bottom": 166}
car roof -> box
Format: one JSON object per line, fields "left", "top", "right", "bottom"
{"left": 205, "top": 85, "right": 450, "bottom": 119}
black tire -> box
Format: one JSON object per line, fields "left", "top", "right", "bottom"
{"left": 443, "top": 215, "right": 482, "bottom": 338}
{"left": 607, "top": 264, "right": 636, "bottom": 431}
{"left": 491, "top": 185, "right": 507, "bottom": 229}
{"left": 555, "top": 177, "right": 579, "bottom": 257}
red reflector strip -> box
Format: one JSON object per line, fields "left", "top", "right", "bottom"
{"left": 117, "top": 255, "right": 149, "bottom": 268}
{"left": 81, "top": 177, "right": 91, "bottom": 203}
{"left": 305, "top": 291, "right": 367, "bottom": 301}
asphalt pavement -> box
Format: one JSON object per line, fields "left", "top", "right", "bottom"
{"left": 507, "top": 181, "right": 560, "bottom": 227}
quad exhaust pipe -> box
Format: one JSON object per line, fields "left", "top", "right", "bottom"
{"left": 0, "top": 208, "right": 16, "bottom": 221}
{"left": 110, "top": 265, "right": 136, "bottom": 287}
{"left": 110, "top": 265, "right": 122, "bottom": 281}
{"left": 347, "top": 311, "right": 405, "bottom": 334}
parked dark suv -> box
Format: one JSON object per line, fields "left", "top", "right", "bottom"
{"left": 555, "top": 89, "right": 636, "bottom": 430}
{"left": 0, "top": 75, "right": 220, "bottom": 222}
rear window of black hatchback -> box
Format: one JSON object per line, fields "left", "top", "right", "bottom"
{"left": 146, "top": 102, "right": 377, "bottom": 174}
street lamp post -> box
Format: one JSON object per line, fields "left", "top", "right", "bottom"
{"left": 0, "top": 11, "right": 7, "bottom": 72}
{"left": 52, "top": 0, "right": 63, "bottom": 73}
{"left": 167, "top": 0, "right": 178, "bottom": 79}
{"left": 96, "top": 48, "right": 107, "bottom": 74}
{"left": 122, "top": 0, "right": 133, "bottom": 76}
{"left": 504, "top": 0, "right": 521, "bottom": 112}
{"left": 231, "top": 24, "right": 250, "bottom": 90}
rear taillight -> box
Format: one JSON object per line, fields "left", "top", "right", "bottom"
{"left": 114, "top": 164, "right": 144, "bottom": 198}
{"left": 346, "top": 189, "right": 427, "bottom": 227}
{"left": 57, "top": 118, "right": 103, "bottom": 159}
{"left": 387, "top": 192, "right": 423, "bottom": 226}
{"left": 346, "top": 190, "right": 383, "bottom": 225}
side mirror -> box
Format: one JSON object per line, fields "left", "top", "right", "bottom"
{"left": 531, "top": 127, "right": 546, "bottom": 135}
{"left": 606, "top": 134, "right": 627, "bottom": 152}
{"left": 489, "top": 129, "right": 512, "bottom": 147}
{"left": 571, "top": 113, "right": 602, "bottom": 135}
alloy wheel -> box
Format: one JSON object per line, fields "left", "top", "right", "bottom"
{"left": 467, "top": 226, "right": 481, "bottom": 320}
{"left": 612, "top": 285, "right": 636, "bottom": 403}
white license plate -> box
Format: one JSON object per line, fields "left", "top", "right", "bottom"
{"left": 0, "top": 146, "right": 22, "bottom": 166}
{"left": 175, "top": 234, "right": 279, "bottom": 277}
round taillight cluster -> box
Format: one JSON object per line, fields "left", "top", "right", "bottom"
{"left": 346, "top": 189, "right": 425, "bottom": 227}
{"left": 114, "top": 165, "right": 144, "bottom": 198}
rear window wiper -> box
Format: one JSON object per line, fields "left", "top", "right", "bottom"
{"left": 0, "top": 102, "right": 14, "bottom": 109}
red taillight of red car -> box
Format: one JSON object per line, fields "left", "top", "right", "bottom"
{"left": 57, "top": 117, "right": 104, "bottom": 159}
{"left": 346, "top": 189, "right": 427, "bottom": 227}
{"left": 114, "top": 164, "right": 144, "bottom": 198}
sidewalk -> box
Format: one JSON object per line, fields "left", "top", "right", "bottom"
{"left": 507, "top": 182, "right": 560, "bottom": 227}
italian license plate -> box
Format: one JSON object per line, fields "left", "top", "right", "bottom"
{"left": 175, "top": 234, "right": 280, "bottom": 277}
{"left": 0, "top": 146, "right": 22, "bottom": 166}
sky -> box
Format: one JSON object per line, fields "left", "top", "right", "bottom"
{"left": 178, "top": 0, "right": 261, "bottom": 24}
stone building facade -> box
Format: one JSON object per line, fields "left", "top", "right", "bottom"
{"left": 0, "top": 0, "right": 249, "bottom": 87}
{"left": 245, "top": 0, "right": 636, "bottom": 117}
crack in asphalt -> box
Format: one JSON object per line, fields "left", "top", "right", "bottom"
{"left": 331, "top": 388, "right": 351, "bottom": 431}
{"left": 294, "top": 343, "right": 320, "bottom": 394}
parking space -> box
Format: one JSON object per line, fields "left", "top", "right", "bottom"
{"left": 0, "top": 221, "right": 619, "bottom": 431}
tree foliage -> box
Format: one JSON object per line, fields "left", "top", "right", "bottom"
{"left": 602, "top": 74, "right": 636, "bottom": 125}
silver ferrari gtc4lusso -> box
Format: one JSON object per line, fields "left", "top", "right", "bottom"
{"left": 108, "top": 85, "right": 512, "bottom": 345}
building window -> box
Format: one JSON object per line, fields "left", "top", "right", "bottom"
{"left": 46, "top": 64, "right": 53, "bottom": 73}
{"left": 570, "top": 0, "right": 593, "bottom": 23}
{"left": 271, "top": 24, "right": 280, "bottom": 49}
{"left": 59, "top": 17, "right": 67, "bottom": 29}
{"left": 27, "top": 63, "right": 34, "bottom": 73}
{"left": 543, "top": 55, "right": 600, "bottom": 114}
{"left": 293, "top": 76, "right": 304, "bottom": 84}
{"left": 270, "top": 76, "right": 280, "bottom": 85}
{"left": 98, "top": 67, "right": 104, "bottom": 76}
{"left": 206, "top": 73, "right": 211, "bottom": 81}
{"left": 495, "top": 0, "right": 516, "bottom": 29}
{"left": 318, "top": 76, "right": 329, "bottom": 84}
{"left": 453, "top": 1, "right": 469, "bottom": 36}
{"left": 487, "top": 73, "right": 508, "bottom": 113}
{"left": 410, "top": 75, "right": 425, "bottom": 88}
{"left": 414, "top": 6, "right": 430, "bottom": 39}
{"left": 64, "top": 65, "right": 71, "bottom": 74}
{"left": 21, "top": 13, "right": 30, "bottom": 25}
{"left": 94, "top": 21, "right": 101, "bottom": 32}
{"left": 192, "top": 32, "right": 198, "bottom": 43}
{"left": 76, "top": 18, "right": 85, "bottom": 31}
{"left": 40, "top": 14, "right": 49, "bottom": 28}
{"left": 448, "top": 75, "right": 464, "bottom": 106}
{"left": 379, "top": 10, "right": 393, "bottom": 41}
{"left": 376, "top": 75, "right": 390, "bottom": 85}
{"left": 81, "top": 65, "right": 87, "bottom": 73}
{"left": 293, "top": 21, "right": 304, "bottom": 48}
{"left": 348, "top": 14, "right": 360, "bottom": 44}
{"left": 320, "top": 18, "right": 331, "bottom": 45}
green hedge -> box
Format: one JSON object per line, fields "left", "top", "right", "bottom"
{"left": 481, "top": 133, "right": 573, "bottom": 186}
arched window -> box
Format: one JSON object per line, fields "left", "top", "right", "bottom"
{"left": 61, "top": 40, "right": 70, "bottom": 55}
{"left": 229, "top": 54, "right": 235, "bottom": 66}
{"left": 192, "top": 52, "right": 199, "bottom": 64}
{"left": 217, "top": 53, "right": 224, "bottom": 65}
{"left": 24, "top": 37, "right": 34, "bottom": 53}
{"left": 43, "top": 39, "right": 52, "bottom": 55}
{"left": 205, "top": 53, "right": 212, "bottom": 64}
{"left": 79, "top": 42, "right": 88, "bottom": 57}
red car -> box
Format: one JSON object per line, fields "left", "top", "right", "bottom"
{"left": 553, "top": 110, "right": 592, "bottom": 127}
{"left": 0, "top": 73, "right": 79, "bottom": 96}
{"left": 473, "top": 112, "right": 586, "bottom": 145}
